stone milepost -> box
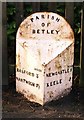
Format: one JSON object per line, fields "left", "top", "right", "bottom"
{"left": 16, "top": 12, "right": 74, "bottom": 105}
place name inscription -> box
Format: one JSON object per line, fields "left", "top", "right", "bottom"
{"left": 20, "top": 14, "right": 61, "bottom": 35}
{"left": 16, "top": 77, "right": 40, "bottom": 89}
{"left": 31, "top": 14, "right": 60, "bottom": 35}
{"left": 17, "top": 65, "right": 73, "bottom": 78}
{"left": 16, "top": 68, "right": 39, "bottom": 78}
{"left": 47, "top": 79, "right": 62, "bottom": 87}
{"left": 46, "top": 77, "right": 71, "bottom": 87}
{"left": 16, "top": 66, "right": 73, "bottom": 88}
{"left": 46, "top": 66, "right": 73, "bottom": 77}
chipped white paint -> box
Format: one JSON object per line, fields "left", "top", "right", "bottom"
{"left": 16, "top": 12, "right": 74, "bottom": 105}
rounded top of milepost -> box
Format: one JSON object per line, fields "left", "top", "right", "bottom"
{"left": 16, "top": 12, "right": 74, "bottom": 42}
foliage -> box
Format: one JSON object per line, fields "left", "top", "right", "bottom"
{"left": 24, "top": 3, "right": 32, "bottom": 17}
{"left": 7, "top": 4, "right": 16, "bottom": 46}
{"left": 74, "top": 3, "right": 81, "bottom": 65}
{"left": 56, "top": 3, "right": 65, "bottom": 16}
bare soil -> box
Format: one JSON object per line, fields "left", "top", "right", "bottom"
{"left": 2, "top": 76, "right": 84, "bottom": 119}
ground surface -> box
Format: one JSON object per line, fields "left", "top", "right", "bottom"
{"left": 2, "top": 78, "right": 84, "bottom": 119}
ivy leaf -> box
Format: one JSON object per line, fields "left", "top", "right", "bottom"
{"left": 7, "top": 29, "right": 15, "bottom": 35}
{"left": 7, "top": 7, "right": 16, "bottom": 15}
{"left": 78, "top": 28, "right": 81, "bottom": 34}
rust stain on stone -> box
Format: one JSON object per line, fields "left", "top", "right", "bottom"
{"left": 48, "top": 67, "right": 51, "bottom": 71}
{"left": 38, "top": 49, "right": 41, "bottom": 57}
{"left": 47, "top": 91, "right": 54, "bottom": 98}
{"left": 27, "top": 94, "right": 37, "bottom": 100}
{"left": 16, "top": 54, "right": 21, "bottom": 67}
{"left": 55, "top": 60, "right": 62, "bottom": 70}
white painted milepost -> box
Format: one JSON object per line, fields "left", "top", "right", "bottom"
{"left": 16, "top": 12, "right": 74, "bottom": 105}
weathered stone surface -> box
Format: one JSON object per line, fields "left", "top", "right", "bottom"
{"left": 16, "top": 12, "right": 74, "bottom": 105}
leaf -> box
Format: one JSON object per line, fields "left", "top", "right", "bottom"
{"left": 7, "top": 6, "right": 16, "bottom": 16}
{"left": 26, "top": 7, "right": 32, "bottom": 13}
{"left": 78, "top": 28, "right": 81, "bottom": 34}
{"left": 7, "top": 29, "right": 15, "bottom": 35}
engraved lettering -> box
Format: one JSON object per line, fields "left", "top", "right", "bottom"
{"left": 32, "top": 29, "right": 35, "bottom": 34}
{"left": 42, "top": 29, "right": 45, "bottom": 34}
{"left": 37, "top": 29, "right": 40, "bottom": 34}
{"left": 36, "top": 16, "right": 39, "bottom": 20}
{"left": 41, "top": 23, "right": 45, "bottom": 27}
{"left": 56, "top": 17, "right": 60, "bottom": 22}
{"left": 41, "top": 14, "right": 45, "bottom": 19}
{"left": 16, "top": 77, "right": 40, "bottom": 89}
{"left": 31, "top": 18, "right": 34, "bottom": 22}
